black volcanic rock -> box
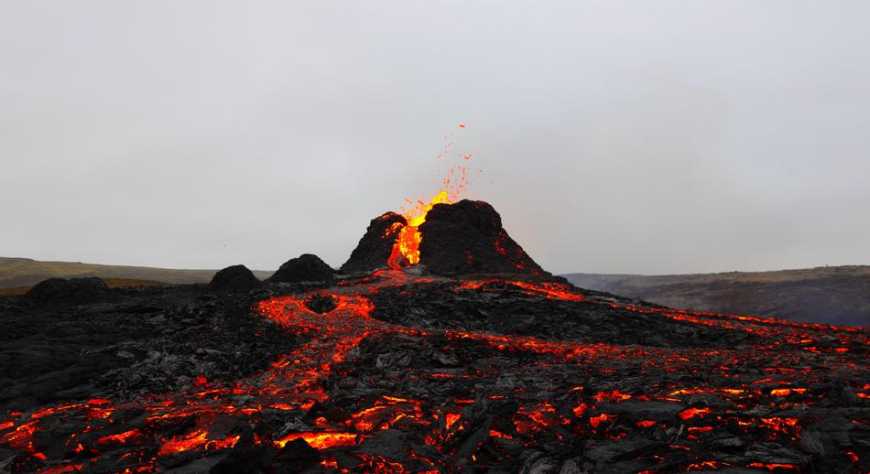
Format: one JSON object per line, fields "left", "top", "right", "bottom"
{"left": 419, "top": 200, "right": 545, "bottom": 276}
{"left": 341, "top": 212, "right": 407, "bottom": 273}
{"left": 273, "top": 439, "right": 321, "bottom": 470}
{"left": 269, "top": 254, "right": 335, "bottom": 284}
{"left": 1, "top": 285, "right": 304, "bottom": 413}
{"left": 1, "top": 270, "right": 867, "bottom": 473}
{"left": 209, "top": 265, "right": 260, "bottom": 291}
{"left": 26, "top": 277, "right": 108, "bottom": 303}
{"left": 209, "top": 437, "right": 320, "bottom": 474}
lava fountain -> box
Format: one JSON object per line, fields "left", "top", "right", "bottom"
{"left": 386, "top": 190, "right": 450, "bottom": 269}
{"left": 386, "top": 165, "right": 468, "bottom": 269}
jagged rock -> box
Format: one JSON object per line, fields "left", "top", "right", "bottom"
{"left": 419, "top": 200, "right": 545, "bottom": 276}
{"left": 208, "top": 265, "right": 260, "bottom": 291}
{"left": 520, "top": 452, "right": 560, "bottom": 474}
{"left": 0, "top": 284, "right": 302, "bottom": 413}
{"left": 341, "top": 212, "right": 407, "bottom": 273}
{"left": 744, "top": 442, "right": 810, "bottom": 465}
{"left": 209, "top": 437, "right": 269, "bottom": 474}
{"left": 273, "top": 439, "right": 321, "bottom": 471}
{"left": 712, "top": 436, "right": 746, "bottom": 450}
{"left": 268, "top": 254, "right": 335, "bottom": 284}
{"left": 26, "top": 277, "right": 108, "bottom": 303}
{"left": 358, "top": 429, "right": 412, "bottom": 461}
{"left": 209, "top": 436, "right": 319, "bottom": 474}
{"left": 584, "top": 438, "right": 663, "bottom": 473}
{"left": 798, "top": 430, "right": 825, "bottom": 456}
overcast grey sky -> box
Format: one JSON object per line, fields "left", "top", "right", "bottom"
{"left": 2, "top": 1, "right": 869, "bottom": 275}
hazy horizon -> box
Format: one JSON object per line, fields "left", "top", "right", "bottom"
{"left": 5, "top": 255, "right": 870, "bottom": 279}
{"left": 3, "top": 1, "right": 869, "bottom": 275}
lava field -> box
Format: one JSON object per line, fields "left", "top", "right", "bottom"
{"left": 1, "top": 199, "right": 868, "bottom": 473}
{"left": 1, "top": 269, "right": 867, "bottom": 473}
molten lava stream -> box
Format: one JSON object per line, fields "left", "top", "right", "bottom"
{"left": 1, "top": 270, "right": 865, "bottom": 473}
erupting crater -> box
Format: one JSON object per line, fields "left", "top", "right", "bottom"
{"left": 342, "top": 197, "right": 545, "bottom": 276}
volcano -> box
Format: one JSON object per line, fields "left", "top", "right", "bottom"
{"left": 0, "top": 200, "right": 868, "bottom": 473}
{"left": 342, "top": 199, "right": 545, "bottom": 276}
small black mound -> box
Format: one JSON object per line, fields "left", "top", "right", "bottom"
{"left": 341, "top": 212, "right": 407, "bottom": 273}
{"left": 209, "top": 265, "right": 261, "bottom": 291}
{"left": 26, "top": 277, "right": 108, "bottom": 303}
{"left": 269, "top": 254, "right": 335, "bottom": 284}
{"left": 419, "top": 200, "right": 546, "bottom": 276}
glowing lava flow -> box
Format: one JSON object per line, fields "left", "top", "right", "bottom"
{"left": 0, "top": 271, "right": 867, "bottom": 472}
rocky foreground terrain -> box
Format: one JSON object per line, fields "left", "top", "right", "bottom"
{"left": 1, "top": 268, "right": 867, "bottom": 473}
{"left": 1, "top": 200, "right": 868, "bottom": 473}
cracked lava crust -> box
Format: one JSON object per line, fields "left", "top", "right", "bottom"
{"left": 1, "top": 269, "right": 868, "bottom": 473}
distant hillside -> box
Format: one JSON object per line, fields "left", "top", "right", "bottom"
{"left": 564, "top": 266, "right": 870, "bottom": 327}
{"left": 0, "top": 257, "right": 273, "bottom": 289}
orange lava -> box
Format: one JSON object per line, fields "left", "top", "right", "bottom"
{"left": 274, "top": 432, "right": 358, "bottom": 450}
{"left": 444, "top": 413, "right": 461, "bottom": 430}
{"left": 589, "top": 413, "right": 614, "bottom": 428}
{"left": 678, "top": 407, "right": 711, "bottom": 421}
{"left": 388, "top": 190, "right": 452, "bottom": 269}
{"left": 457, "top": 279, "right": 585, "bottom": 302}
{"left": 157, "top": 430, "right": 208, "bottom": 456}
{"left": 748, "top": 462, "right": 799, "bottom": 471}
{"left": 594, "top": 389, "right": 632, "bottom": 402}
{"left": 510, "top": 281, "right": 585, "bottom": 302}
{"left": 770, "top": 387, "right": 807, "bottom": 397}
{"left": 0, "top": 268, "right": 866, "bottom": 472}
{"left": 37, "top": 464, "right": 84, "bottom": 474}
{"left": 97, "top": 429, "right": 143, "bottom": 446}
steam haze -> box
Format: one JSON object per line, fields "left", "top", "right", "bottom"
{"left": 2, "top": 1, "right": 869, "bottom": 275}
